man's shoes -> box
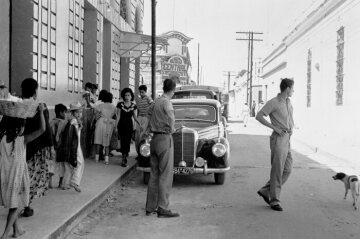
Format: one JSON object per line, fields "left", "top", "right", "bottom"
{"left": 257, "top": 190, "right": 270, "bottom": 205}
{"left": 145, "top": 210, "right": 157, "bottom": 216}
{"left": 157, "top": 208, "right": 180, "bottom": 218}
{"left": 270, "top": 204, "right": 283, "bottom": 211}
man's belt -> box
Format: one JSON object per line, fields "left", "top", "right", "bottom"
{"left": 153, "top": 131, "right": 170, "bottom": 135}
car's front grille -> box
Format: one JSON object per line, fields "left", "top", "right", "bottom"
{"left": 173, "top": 130, "right": 195, "bottom": 167}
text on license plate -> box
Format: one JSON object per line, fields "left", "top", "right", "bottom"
{"left": 173, "top": 167, "right": 195, "bottom": 175}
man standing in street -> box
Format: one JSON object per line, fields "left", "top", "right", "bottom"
{"left": 145, "top": 78, "right": 180, "bottom": 218}
{"left": 255, "top": 78, "right": 294, "bottom": 211}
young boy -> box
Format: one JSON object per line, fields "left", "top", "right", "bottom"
{"left": 135, "top": 85, "right": 153, "bottom": 154}
{"left": 49, "top": 104, "right": 68, "bottom": 189}
{"left": 59, "top": 102, "right": 84, "bottom": 192}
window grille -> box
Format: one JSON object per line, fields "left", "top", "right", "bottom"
{"left": 306, "top": 49, "right": 312, "bottom": 107}
{"left": 336, "top": 26, "right": 344, "bottom": 106}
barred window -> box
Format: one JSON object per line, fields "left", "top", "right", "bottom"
{"left": 120, "top": 0, "right": 127, "bottom": 21}
{"left": 31, "top": 0, "right": 56, "bottom": 90}
{"left": 68, "top": 0, "right": 84, "bottom": 93}
{"left": 336, "top": 26, "right": 344, "bottom": 106}
{"left": 306, "top": 49, "right": 312, "bottom": 107}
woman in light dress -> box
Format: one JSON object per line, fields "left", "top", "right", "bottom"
{"left": 0, "top": 104, "right": 46, "bottom": 239}
{"left": 94, "top": 92, "right": 117, "bottom": 164}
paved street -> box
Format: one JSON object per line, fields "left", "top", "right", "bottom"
{"left": 68, "top": 119, "right": 360, "bottom": 239}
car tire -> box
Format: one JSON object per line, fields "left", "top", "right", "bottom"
{"left": 214, "top": 173, "right": 225, "bottom": 185}
{"left": 143, "top": 172, "right": 150, "bottom": 185}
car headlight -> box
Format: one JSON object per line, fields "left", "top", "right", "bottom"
{"left": 212, "top": 143, "right": 226, "bottom": 157}
{"left": 140, "top": 143, "right": 150, "bottom": 157}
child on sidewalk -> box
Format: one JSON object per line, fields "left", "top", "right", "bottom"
{"left": 49, "top": 104, "right": 68, "bottom": 189}
{"left": 58, "top": 103, "right": 84, "bottom": 193}
{"left": 0, "top": 104, "right": 46, "bottom": 239}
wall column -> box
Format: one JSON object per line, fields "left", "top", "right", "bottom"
{"left": 0, "top": 0, "right": 10, "bottom": 88}
{"left": 102, "top": 19, "right": 111, "bottom": 91}
{"left": 83, "top": 1, "right": 97, "bottom": 87}
{"left": 120, "top": 57, "right": 129, "bottom": 89}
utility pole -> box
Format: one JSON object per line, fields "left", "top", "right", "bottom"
{"left": 223, "top": 71, "right": 239, "bottom": 93}
{"left": 151, "top": 0, "right": 156, "bottom": 100}
{"left": 236, "top": 31, "right": 263, "bottom": 112}
{"left": 197, "top": 43, "right": 200, "bottom": 85}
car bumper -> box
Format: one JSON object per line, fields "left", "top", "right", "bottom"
{"left": 137, "top": 166, "right": 230, "bottom": 175}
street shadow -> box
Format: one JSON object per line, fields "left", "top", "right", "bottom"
{"left": 227, "top": 119, "right": 243, "bottom": 123}
{"left": 173, "top": 174, "right": 220, "bottom": 187}
{"left": 126, "top": 170, "right": 219, "bottom": 189}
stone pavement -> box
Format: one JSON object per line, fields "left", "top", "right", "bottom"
{"left": 227, "top": 116, "right": 360, "bottom": 175}
{"left": 0, "top": 146, "right": 137, "bottom": 239}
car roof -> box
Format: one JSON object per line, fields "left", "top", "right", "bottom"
{"left": 171, "top": 98, "right": 221, "bottom": 107}
{"left": 175, "top": 85, "right": 224, "bottom": 93}
{"left": 174, "top": 89, "right": 216, "bottom": 94}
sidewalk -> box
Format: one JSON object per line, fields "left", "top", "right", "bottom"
{"left": 228, "top": 116, "right": 360, "bottom": 175}
{"left": 0, "top": 146, "right": 137, "bottom": 239}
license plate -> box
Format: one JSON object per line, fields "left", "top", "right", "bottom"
{"left": 173, "top": 167, "right": 195, "bottom": 175}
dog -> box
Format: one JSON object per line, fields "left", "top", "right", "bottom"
{"left": 332, "top": 172, "right": 360, "bottom": 210}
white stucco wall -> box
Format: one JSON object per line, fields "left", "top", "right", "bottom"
{"left": 284, "top": 0, "right": 360, "bottom": 148}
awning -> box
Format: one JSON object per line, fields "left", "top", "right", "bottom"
{"left": 119, "top": 31, "right": 168, "bottom": 58}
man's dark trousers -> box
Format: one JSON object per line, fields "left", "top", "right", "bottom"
{"left": 146, "top": 134, "right": 174, "bottom": 211}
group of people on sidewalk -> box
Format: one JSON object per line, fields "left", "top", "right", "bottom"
{"left": 0, "top": 78, "right": 86, "bottom": 238}
{"left": 0, "top": 78, "right": 156, "bottom": 238}
{"left": 90, "top": 85, "right": 153, "bottom": 167}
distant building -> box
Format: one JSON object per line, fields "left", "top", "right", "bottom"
{"left": 141, "top": 30, "right": 192, "bottom": 96}
{"left": 261, "top": 0, "right": 360, "bottom": 149}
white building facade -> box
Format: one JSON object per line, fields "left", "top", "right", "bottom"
{"left": 262, "top": 0, "right": 360, "bottom": 151}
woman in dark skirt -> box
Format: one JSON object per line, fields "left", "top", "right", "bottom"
{"left": 116, "top": 88, "right": 138, "bottom": 167}
{"left": 21, "top": 78, "right": 53, "bottom": 217}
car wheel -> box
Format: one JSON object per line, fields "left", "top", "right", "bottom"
{"left": 143, "top": 172, "right": 150, "bottom": 185}
{"left": 214, "top": 173, "right": 225, "bottom": 185}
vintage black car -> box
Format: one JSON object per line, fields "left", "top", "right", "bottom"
{"left": 136, "top": 99, "right": 230, "bottom": 185}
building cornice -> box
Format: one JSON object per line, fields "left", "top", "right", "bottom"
{"left": 160, "top": 31, "right": 193, "bottom": 44}
{"left": 261, "top": 0, "right": 346, "bottom": 76}
{"left": 261, "top": 61, "right": 287, "bottom": 79}
{"left": 283, "top": 0, "right": 347, "bottom": 46}
{"left": 262, "top": 43, "right": 286, "bottom": 67}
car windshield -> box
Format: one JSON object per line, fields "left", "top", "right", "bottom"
{"left": 174, "top": 105, "right": 217, "bottom": 122}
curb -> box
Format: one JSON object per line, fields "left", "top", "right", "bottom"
{"left": 47, "top": 161, "right": 138, "bottom": 239}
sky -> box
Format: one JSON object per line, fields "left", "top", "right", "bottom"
{"left": 142, "top": 0, "right": 324, "bottom": 87}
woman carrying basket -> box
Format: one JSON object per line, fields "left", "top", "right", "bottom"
{"left": 0, "top": 101, "right": 46, "bottom": 238}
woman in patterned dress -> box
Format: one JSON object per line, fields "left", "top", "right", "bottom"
{"left": 117, "top": 88, "right": 139, "bottom": 167}
{"left": 21, "top": 78, "right": 53, "bottom": 217}
{"left": 94, "top": 92, "right": 117, "bottom": 164}
{"left": 0, "top": 104, "right": 46, "bottom": 239}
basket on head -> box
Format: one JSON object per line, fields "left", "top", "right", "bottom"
{"left": 0, "top": 100, "right": 39, "bottom": 119}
